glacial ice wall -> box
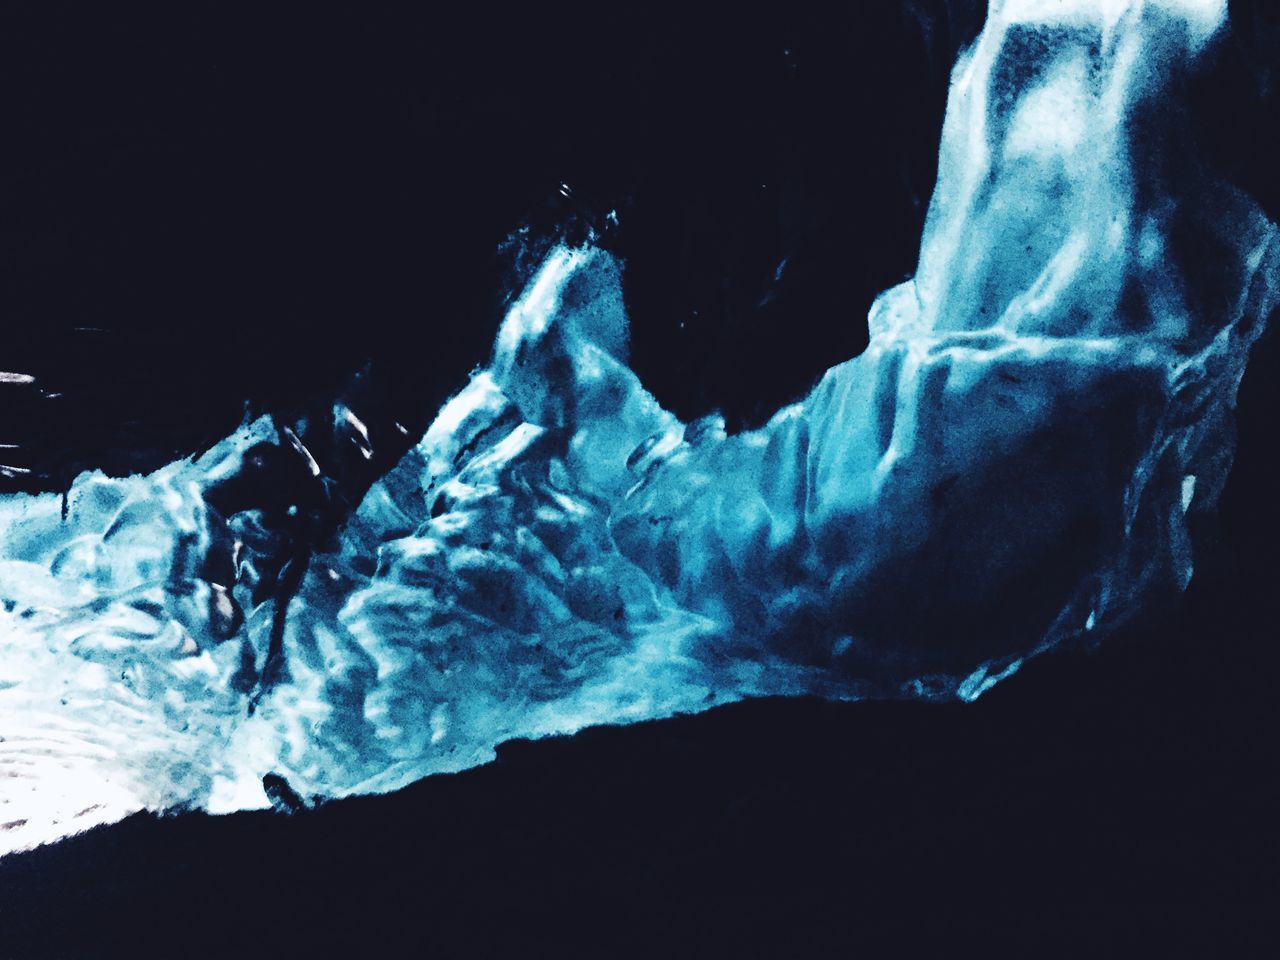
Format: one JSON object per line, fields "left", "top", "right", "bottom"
{"left": 1, "top": 0, "right": 1276, "bottom": 853}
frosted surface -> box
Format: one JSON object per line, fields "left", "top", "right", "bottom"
{"left": 1, "top": 0, "right": 1275, "bottom": 853}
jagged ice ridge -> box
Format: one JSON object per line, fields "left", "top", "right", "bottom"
{"left": 0, "top": 0, "right": 1275, "bottom": 852}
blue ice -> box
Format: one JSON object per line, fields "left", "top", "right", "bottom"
{"left": 0, "top": 0, "right": 1274, "bottom": 851}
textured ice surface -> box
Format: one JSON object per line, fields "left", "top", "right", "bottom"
{"left": 1, "top": 0, "right": 1276, "bottom": 852}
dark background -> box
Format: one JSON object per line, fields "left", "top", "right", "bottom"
{"left": 0, "top": 1, "right": 1277, "bottom": 955}
{"left": 0, "top": 0, "right": 986, "bottom": 492}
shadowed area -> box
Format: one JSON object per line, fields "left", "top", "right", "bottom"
{"left": 0, "top": 0, "right": 985, "bottom": 497}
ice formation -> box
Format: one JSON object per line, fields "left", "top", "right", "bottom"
{"left": 1, "top": 0, "right": 1276, "bottom": 853}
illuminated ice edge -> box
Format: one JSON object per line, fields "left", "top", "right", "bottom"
{"left": 1, "top": 0, "right": 1275, "bottom": 853}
